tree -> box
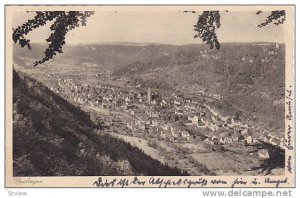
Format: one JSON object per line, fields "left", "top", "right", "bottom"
{"left": 256, "top": 10, "right": 286, "bottom": 27}
{"left": 13, "top": 10, "right": 286, "bottom": 65}
{"left": 13, "top": 11, "right": 94, "bottom": 66}
{"left": 193, "top": 11, "right": 221, "bottom": 50}
{"left": 192, "top": 10, "right": 285, "bottom": 49}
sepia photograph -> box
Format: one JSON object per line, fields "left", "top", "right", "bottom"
{"left": 5, "top": 5, "right": 295, "bottom": 188}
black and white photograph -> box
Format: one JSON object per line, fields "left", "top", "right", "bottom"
{"left": 4, "top": 5, "right": 295, "bottom": 188}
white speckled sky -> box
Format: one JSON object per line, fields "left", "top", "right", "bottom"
{"left": 13, "top": 10, "right": 286, "bottom": 45}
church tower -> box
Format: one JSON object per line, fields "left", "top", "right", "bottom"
{"left": 147, "top": 87, "right": 151, "bottom": 104}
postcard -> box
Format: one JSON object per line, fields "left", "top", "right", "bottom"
{"left": 5, "top": 5, "right": 295, "bottom": 188}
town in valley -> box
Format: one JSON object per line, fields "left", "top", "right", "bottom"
{"left": 13, "top": 42, "right": 285, "bottom": 175}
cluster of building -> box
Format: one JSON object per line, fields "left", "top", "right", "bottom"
{"left": 242, "top": 42, "right": 281, "bottom": 64}
{"left": 45, "top": 73, "right": 285, "bottom": 158}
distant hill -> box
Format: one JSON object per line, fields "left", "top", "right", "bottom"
{"left": 13, "top": 70, "right": 188, "bottom": 176}
{"left": 13, "top": 42, "right": 285, "bottom": 131}
{"left": 13, "top": 43, "right": 182, "bottom": 70}
{"left": 113, "top": 43, "right": 285, "bottom": 131}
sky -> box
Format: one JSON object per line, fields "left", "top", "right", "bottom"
{"left": 13, "top": 10, "right": 286, "bottom": 45}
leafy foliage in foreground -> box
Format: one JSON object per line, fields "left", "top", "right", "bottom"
{"left": 13, "top": 10, "right": 286, "bottom": 65}
{"left": 257, "top": 10, "right": 286, "bottom": 27}
{"left": 13, "top": 11, "right": 94, "bottom": 66}
{"left": 194, "top": 11, "right": 221, "bottom": 50}
{"left": 193, "top": 10, "right": 286, "bottom": 49}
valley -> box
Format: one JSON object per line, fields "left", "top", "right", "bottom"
{"left": 13, "top": 42, "right": 285, "bottom": 176}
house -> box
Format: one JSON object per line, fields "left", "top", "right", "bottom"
{"left": 232, "top": 133, "right": 242, "bottom": 142}
{"left": 269, "top": 137, "right": 281, "bottom": 146}
{"left": 226, "top": 137, "right": 233, "bottom": 144}
{"left": 219, "top": 137, "right": 227, "bottom": 145}
{"left": 126, "top": 104, "right": 135, "bottom": 110}
{"left": 279, "top": 141, "right": 285, "bottom": 150}
{"left": 203, "top": 136, "right": 210, "bottom": 142}
{"left": 136, "top": 121, "right": 146, "bottom": 130}
{"left": 187, "top": 114, "right": 199, "bottom": 125}
{"left": 197, "top": 120, "right": 206, "bottom": 128}
{"left": 174, "top": 100, "right": 181, "bottom": 106}
{"left": 200, "top": 118, "right": 209, "bottom": 126}
{"left": 246, "top": 135, "right": 253, "bottom": 145}
{"left": 211, "top": 136, "right": 219, "bottom": 145}
{"left": 268, "top": 50, "right": 276, "bottom": 55}
{"left": 126, "top": 123, "right": 133, "bottom": 130}
{"left": 169, "top": 125, "right": 175, "bottom": 133}
{"left": 139, "top": 124, "right": 146, "bottom": 130}
{"left": 161, "top": 99, "right": 167, "bottom": 106}
{"left": 231, "top": 117, "right": 241, "bottom": 125}
{"left": 253, "top": 138, "right": 260, "bottom": 144}
{"left": 241, "top": 128, "right": 249, "bottom": 136}
{"left": 267, "top": 132, "right": 276, "bottom": 139}
{"left": 175, "top": 109, "right": 184, "bottom": 115}
{"left": 226, "top": 117, "right": 232, "bottom": 125}
{"left": 212, "top": 116, "right": 222, "bottom": 123}
{"left": 171, "top": 131, "right": 179, "bottom": 138}
{"left": 263, "top": 136, "right": 271, "bottom": 144}
{"left": 185, "top": 103, "right": 196, "bottom": 110}
{"left": 181, "top": 131, "right": 190, "bottom": 139}
{"left": 124, "top": 97, "right": 131, "bottom": 105}
{"left": 160, "top": 131, "right": 167, "bottom": 138}
{"left": 191, "top": 97, "right": 199, "bottom": 104}
{"left": 231, "top": 135, "right": 238, "bottom": 142}
{"left": 219, "top": 115, "right": 228, "bottom": 122}
{"left": 200, "top": 111, "right": 206, "bottom": 117}
{"left": 208, "top": 124, "right": 219, "bottom": 132}
{"left": 161, "top": 124, "right": 169, "bottom": 131}
{"left": 121, "top": 105, "right": 127, "bottom": 110}
{"left": 258, "top": 134, "right": 265, "bottom": 141}
{"left": 223, "top": 123, "right": 229, "bottom": 129}
{"left": 137, "top": 92, "right": 143, "bottom": 98}
{"left": 258, "top": 149, "right": 270, "bottom": 159}
{"left": 115, "top": 99, "right": 123, "bottom": 107}
{"left": 261, "top": 58, "right": 269, "bottom": 63}
{"left": 150, "top": 118, "right": 159, "bottom": 126}
{"left": 262, "top": 130, "right": 270, "bottom": 136}
{"left": 184, "top": 97, "right": 191, "bottom": 103}
{"left": 151, "top": 100, "right": 157, "bottom": 104}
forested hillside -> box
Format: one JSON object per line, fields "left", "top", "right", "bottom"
{"left": 113, "top": 43, "right": 285, "bottom": 131}
{"left": 14, "top": 42, "right": 285, "bottom": 131}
